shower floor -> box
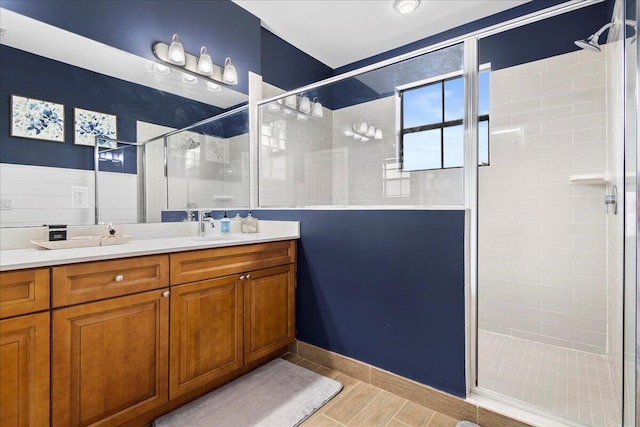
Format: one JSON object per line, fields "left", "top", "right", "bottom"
{"left": 477, "top": 330, "right": 619, "bottom": 427}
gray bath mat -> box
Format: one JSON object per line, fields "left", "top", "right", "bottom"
{"left": 457, "top": 422, "right": 480, "bottom": 427}
{"left": 153, "top": 358, "right": 342, "bottom": 427}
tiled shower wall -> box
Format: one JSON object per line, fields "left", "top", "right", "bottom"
{"left": 259, "top": 87, "right": 464, "bottom": 207}
{"left": 259, "top": 82, "right": 335, "bottom": 207}
{"left": 0, "top": 163, "right": 136, "bottom": 227}
{"left": 332, "top": 97, "right": 464, "bottom": 206}
{"left": 478, "top": 49, "right": 609, "bottom": 353}
{"left": 140, "top": 121, "right": 250, "bottom": 222}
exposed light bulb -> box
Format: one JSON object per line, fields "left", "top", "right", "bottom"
{"left": 359, "top": 122, "right": 368, "bottom": 133}
{"left": 366, "top": 125, "right": 376, "bottom": 137}
{"left": 374, "top": 129, "right": 383, "bottom": 139}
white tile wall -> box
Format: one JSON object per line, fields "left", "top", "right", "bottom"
{"left": 0, "top": 163, "right": 136, "bottom": 227}
{"left": 478, "top": 49, "right": 610, "bottom": 354}
{"left": 258, "top": 86, "right": 464, "bottom": 207}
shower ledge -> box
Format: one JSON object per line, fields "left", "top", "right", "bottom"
{"left": 569, "top": 172, "right": 612, "bottom": 185}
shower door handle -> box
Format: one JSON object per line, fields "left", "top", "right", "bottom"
{"left": 605, "top": 185, "right": 617, "bottom": 215}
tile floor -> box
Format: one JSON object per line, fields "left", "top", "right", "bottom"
{"left": 477, "top": 330, "right": 619, "bottom": 427}
{"left": 283, "top": 354, "right": 463, "bottom": 427}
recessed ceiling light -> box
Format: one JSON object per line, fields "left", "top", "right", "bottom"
{"left": 394, "top": 0, "right": 420, "bottom": 14}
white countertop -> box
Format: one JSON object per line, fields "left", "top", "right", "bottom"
{"left": 0, "top": 221, "right": 299, "bottom": 271}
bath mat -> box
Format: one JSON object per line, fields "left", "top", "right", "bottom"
{"left": 456, "top": 422, "right": 480, "bottom": 427}
{"left": 153, "top": 358, "right": 342, "bottom": 427}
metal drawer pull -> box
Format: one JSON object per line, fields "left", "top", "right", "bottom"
{"left": 239, "top": 275, "right": 245, "bottom": 281}
{"left": 245, "top": 274, "right": 251, "bottom": 279}
{"left": 162, "top": 291, "right": 170, "bottom": 298}
{"left": 114, "top": 274, "right": 124, "bottom": 282}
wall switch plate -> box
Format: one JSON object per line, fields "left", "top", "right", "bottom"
{"left": 0, "top": 199, "right": 12, "bottom": 210}
{"left": 72, "top": 186, "right": 88, "bottom": 208}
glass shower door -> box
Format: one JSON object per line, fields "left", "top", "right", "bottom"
{"left": 475, "top": 3, "right": 626, "bottom": 425}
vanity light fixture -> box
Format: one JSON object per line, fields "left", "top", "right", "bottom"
{"left": 345, "top": 121, "right": 383, "bottom": 141}
{"left": 153, "top": 34, "right": 239, "bottom": 87}
{"left": 266, "top": 95, "right": 324, "bottom": 120}
{"left": 393, "top": 0, "right": 420, "bottom": 14}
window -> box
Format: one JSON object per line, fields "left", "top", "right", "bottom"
{"left": 400, "top": 70, "right": 490, "bottom": 171}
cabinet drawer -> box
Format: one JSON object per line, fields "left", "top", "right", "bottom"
{"left": 170, "top": 240, "right": 296, "bottom": 285}
{"left": 52, "top": 255, "right": 169, "bottom": 307}
{"left": 0, "top": 268, "right": 50, "bottom": 319}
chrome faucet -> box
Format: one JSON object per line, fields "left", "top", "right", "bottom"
{"left": 198, "top": 210, "right": 215, "bottom": 237}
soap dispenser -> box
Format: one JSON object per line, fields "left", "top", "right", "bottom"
{"left": 231, "top": 213, "right": 242, "bottom": 233}
{"left": 220, "top": 211, "right": 231, "bottom": 234}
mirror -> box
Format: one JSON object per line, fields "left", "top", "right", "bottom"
{"left": 0, "top": 8, "right": 249, "bottom": 228}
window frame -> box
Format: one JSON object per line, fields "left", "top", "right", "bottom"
{"left": 398, "top": 67, "right": 490, "bottom": 171}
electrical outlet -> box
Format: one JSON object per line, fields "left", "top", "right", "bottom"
{"left": 72, "top": 186, "right": 88, "bottom": 208}
{"left": 0, "top": 198, "right": 12, "bottom": 210}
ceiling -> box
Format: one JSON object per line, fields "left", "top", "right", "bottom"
{"left": 232, "top": 0, "right": 531, "bottom": 69}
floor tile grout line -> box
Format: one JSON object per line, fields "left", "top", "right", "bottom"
{"left": 342, "top": 387, "right": 383, "bottom": 426}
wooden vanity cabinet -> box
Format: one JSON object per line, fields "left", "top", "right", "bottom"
{"left": 0, "top": 268, "right": 50, "bottom": 427}
{"left": 169, "top": 275, "right": 244, "bottom": 399}
{"left": 243, "top": 264, "right": 296, "bottom": 364}
{"left": 51, "top": 255, "right": 170, "bottom": 427}
{"left": 52, "top": 289, "right": 169, "bottom": 427}
{"left": 0, "top": 312, "right": 50, "bottom": 427}
{"left": 168, "top": 241, "right": 296, "bottom": 399}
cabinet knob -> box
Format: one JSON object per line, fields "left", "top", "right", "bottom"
{"left": 162, "top": 291, "right": 170, "bottom": 298}
{"left": 239, "top": 275, "right": 245, "bottom": 281}
{"left": 114, "top": 274, "right": 124, "bottom": 282}
{"left": 245, "top": 274, "right": 251, "bottom": 279}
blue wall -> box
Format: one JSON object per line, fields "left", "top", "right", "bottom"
{"left": 261, "top": 28, "right": 333, "bottom": 91}
{"left": 0, "top": 0, "right": 261, "bottom": 95}
{"left": 0, "top": 45, "right": 224, "bottom": 172}
{"left": 256, "top": 209, "right": 467, "bottom": 397}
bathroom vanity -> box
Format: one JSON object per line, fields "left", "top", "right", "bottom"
{"left": 0, "top": 225, "right": 298, "bottom": 426}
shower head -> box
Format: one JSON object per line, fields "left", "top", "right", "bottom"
{"left": 187, "top": 138, "right": 200, "bottom": 150}
{"left": 574, "top": 35, "right": 601, "bottom": 52}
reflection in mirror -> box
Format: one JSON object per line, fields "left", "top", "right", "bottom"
{"left": 0, "top": 8, "right": 249, "bottom": 228}
{"left": 143, "top": 106, "right": 250, "bottom": 224}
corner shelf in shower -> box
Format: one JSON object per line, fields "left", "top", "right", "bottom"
{"left": 569, "top": 173, "right": 612, "bottom": 185}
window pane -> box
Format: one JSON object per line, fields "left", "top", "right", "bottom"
{"left": 443, "top": 125, "right": 464, "bottom": 168}
{"left": 479, "top": 70, "right": 490, "bottom": 116}
{"left": 444, "top": 77, "right": 464, "bottom": 122}
{"left": 403, "top": 83, "right": 442, "bottom": 128}
{"left": 403, "top": 129, "right": 441, "bottom": 171}
{"left": 479, "top": 120, "right": 489, "bottom": 166}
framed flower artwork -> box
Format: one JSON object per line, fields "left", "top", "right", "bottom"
{"left": 74, "top": 108, "right": 117, "bottom": 148}
{"left": 11, "top": 95, "right": 65, "bottom": 142}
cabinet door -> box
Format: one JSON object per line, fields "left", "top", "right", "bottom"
{"left": 0, "top": 312, "right": 50, "bottom": 427}
{"left": 170, "top": 276, "right": 244, "bottom": 399}
{"left": 244, "top": 264, "right": 295, "bottom": 364}
{"left": 52, "top": 289, "right": 169, "bottom": 427}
